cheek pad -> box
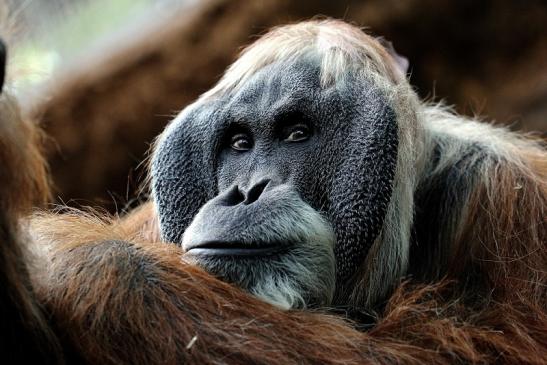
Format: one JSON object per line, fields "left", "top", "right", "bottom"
{"left": 152, "top": 116, "right": 215, "bottom": 244}
{"left": 327, "top": 90, "right": 398, "bottom": 281}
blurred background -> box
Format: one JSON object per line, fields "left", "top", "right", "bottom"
{"left": 3, "top": 0, "right": 546, "bottom": 212}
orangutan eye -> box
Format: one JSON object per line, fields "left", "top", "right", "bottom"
{"left": 284, "top": 125, "right": 311, "bottom": 142}
{"left": 230, "top": 133, "right": 253, "bottom": 151}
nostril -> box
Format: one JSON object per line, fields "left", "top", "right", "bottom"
{"left": 221, "top": 185, "right": 245, "bottom": 206}
{"left": 244, "top": 179, "right": 271, "bottom": 205}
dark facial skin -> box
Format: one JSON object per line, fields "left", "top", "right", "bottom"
{"left": 152, "top": 57, "right": 398, "bottom": 305}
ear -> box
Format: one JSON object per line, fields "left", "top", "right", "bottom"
{"left": 377, "top": 38, "right": 409, "bottom": 76}
{"left": 0, "top": 39, "right": 6, "bottom": 93}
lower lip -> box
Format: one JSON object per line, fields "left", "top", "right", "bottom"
{"left": 186, "top": 246, "right": 288, "bottom": 257}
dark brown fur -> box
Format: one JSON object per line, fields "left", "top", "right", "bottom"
{"left": 0, "top": 92, "right": 62, "bottom": 363}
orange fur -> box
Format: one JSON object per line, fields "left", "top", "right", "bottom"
{"left": 27, "top": 213, "right": 547, "bottom": 364}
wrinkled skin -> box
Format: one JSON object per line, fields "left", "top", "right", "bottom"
{"left": 152, "top": 58, "right": 398, "bottom": 308}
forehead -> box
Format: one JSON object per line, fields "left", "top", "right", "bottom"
{"left": 175, "top": 56, "right": 385, "bottom": 135}
{"left": 217, "top": 58, "right": 325, "bottom": 116}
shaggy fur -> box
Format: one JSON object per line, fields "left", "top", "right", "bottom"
{"left": 0, "top": 19, "right": 545, "bottom": 364}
